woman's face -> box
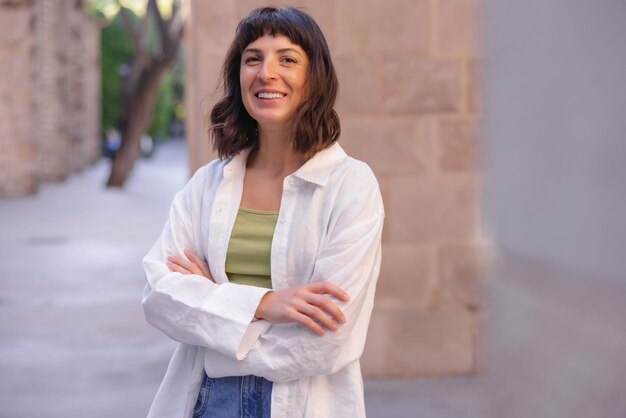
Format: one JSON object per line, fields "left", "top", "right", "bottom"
{"left": 240, "top": 34, "right": 309, "bottom": 131}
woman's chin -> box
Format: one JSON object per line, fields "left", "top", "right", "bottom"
{"left": 253, "top": 116, "right": 291, "bottom": 131}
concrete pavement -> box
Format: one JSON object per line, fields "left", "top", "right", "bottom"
{"left": 1, "top": 139, "right": 625, "bottom": 418}
{"left": 0, "top": 141, "right": 186, "bottom": 417}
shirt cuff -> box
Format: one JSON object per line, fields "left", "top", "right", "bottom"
{"left": 237, "top": 319, "right": 272, "bottom": 361}
{"left": 198, "top": 283, "right": 270, "bottom": 359}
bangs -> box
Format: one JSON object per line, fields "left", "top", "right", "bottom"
{"left": 235, "top": 7, "right": 314, "bottom": 54}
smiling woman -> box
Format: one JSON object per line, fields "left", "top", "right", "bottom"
{"left": 142, "top": 7, "right": 384, "bottom": 418}
{"left": 210, "top": 7, "right": 340, "bottom": 160}
{"left": 239, "top": 35, "right": 309, "bottom": 133}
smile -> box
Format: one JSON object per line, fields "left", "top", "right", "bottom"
{"left": 255, "top": 92, "right": 287, "bottom": 100}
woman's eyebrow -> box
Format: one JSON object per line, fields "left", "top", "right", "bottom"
{"left": 243, "top": 47, "right": 304, "bottom": 57}
{"left": 276, "top": 48, "right": 304, "bottom": 56}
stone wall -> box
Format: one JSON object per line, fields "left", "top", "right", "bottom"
{"left": 185, "top": 0, "right": 488, "bottom": 377}
{"left": 0, "top": 0, "right": 35, "bottom": 196}
{"left": 0, "top": 0, "right": 101, "bottom": 197}
{"left": 69, "top": 6, "right": 102, "bottom": 172}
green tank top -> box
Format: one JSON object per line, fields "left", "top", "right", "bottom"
{"left": 224, "top": 208, "right": 278, "bottom": 289}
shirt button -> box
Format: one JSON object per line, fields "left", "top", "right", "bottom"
{"left": 276, "top": 396, "right": 284, "bottom": 403}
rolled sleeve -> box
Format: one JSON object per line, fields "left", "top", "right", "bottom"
{"left": 142, "top": 168, "right": 271, "bottom": 359}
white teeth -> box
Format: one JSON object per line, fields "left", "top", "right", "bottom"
{"left": 257, "top": 92, "right": 285, "bottom": 99}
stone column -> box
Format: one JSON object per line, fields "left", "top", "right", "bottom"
{"left": 81, "top": 14, "right": 102, "bottom": 166}
{"left": 342, "top": 0, "right": 488, "bottom": 377}
{"left": 184, "top": 0, "right": 232, "bottom": 171}
{"left": 66, "top": 6, "right": 102, "bottom": 171}
{"left": 33, "top": 0, "right": 70, "bottom": 182}
{"left": 67, "top": 1, "right": 86, "bottom": 172}
{"left": 0, "top": 0, "right": 36, "bottom": 196}
{"left": 0, "top": 0, "right": 102, "bottom": 197}
{"left": 185, "top": 0, "right": 488, "bottom": 377}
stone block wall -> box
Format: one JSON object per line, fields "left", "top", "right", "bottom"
{"left": 33, "top": 0, "right": 70, "bottom": 182}
{"left": 0, "top": 0, "right": 101, "bottom": 197}
{"left": 69, "top": 6, "right": 102, "bottom": 172}
{"left": 0, "top": 0, "right": 36, "bottom": 196}
{"left": 185, "top": 0, "right": 488, "bottom": 377}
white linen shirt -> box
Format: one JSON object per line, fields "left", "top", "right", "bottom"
{"left": 142, "top": 143, "right": 384, "bottom": 418}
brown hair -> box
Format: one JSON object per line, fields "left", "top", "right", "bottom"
{"left": 209, "top": 7, "right": 340, "bottom": 159}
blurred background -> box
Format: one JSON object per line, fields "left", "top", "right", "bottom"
{"left": 1, "top": 0, "right": 625, "bottom": 417}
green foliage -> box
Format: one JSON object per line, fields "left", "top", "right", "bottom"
{"left": 169, "top": 46, "right": 185, "bottom": 121}
{"left": 100, "top": 14, "right": 134, "bottom": 134}
{"left": 148, "top": 47, "right": 185, "bottom": 140}
{"left": 85, "top": 0, "right": 149, "bottom": 20}
{"left": 99, "top": 7, "right": 183, "bottom": 140}
{"left": 148, "top": 71, "right": 173, "bottom": 140}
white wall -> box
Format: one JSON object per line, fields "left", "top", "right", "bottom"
{"left": 483, "top": 0, "right": 626, "bottom": 281}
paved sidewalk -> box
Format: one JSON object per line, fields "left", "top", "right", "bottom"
{"left": 0, "top": 141, "right": 187, "bottom": 417}
{"left": 1, "top": 140, "right": 625, "bottom": 418}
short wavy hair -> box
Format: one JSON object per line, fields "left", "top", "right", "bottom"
{"left": 209, "top": 7, "right": 340, "bottom": 159}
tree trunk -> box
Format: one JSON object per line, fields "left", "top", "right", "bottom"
{"left": 105, "top": 109, "right": 147, "bottom": 187}
{"left": 106, "top": 56, "right": 174, "bottom": 188}
{"left": 105, "top": 0, "right": 183, "bottom": 188}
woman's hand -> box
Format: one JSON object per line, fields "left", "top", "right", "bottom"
{"left": 254, "top": 282, "right": 350, "bottom": 336}
{"left": 166, "top": 252, "right": 348, "bottom": 335}
{"left": 166, "top": 249, "right": 215, "bottom": 282}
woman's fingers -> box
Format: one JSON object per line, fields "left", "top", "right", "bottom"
{"left": 167, "top": 255, "right": 198, "bottom": 274}
{"left": 291, "top": 310, "right": 325, "bottom": 336}
{"left": 184, "top": 249, "right": 207, "bottom": 274}
{"left": 302, "top": 282, "right": 348, "bottom": 324}
{"left": 166, "top": 259, "right": 192, "bottom": 274}
{"left": 166, "top": 251, "right": 214, "bottom": 282}
{"left": 297, "top": 301, "right": 338, "bottom": 332}
{"left": 309, "top": 281, "right": 350, "bottom": 302}
{"left": 304, "top": 292, "right": 346, "bottom": 325}
{"left": 184, "top": 249, "right": 213, "bottom": 280}
{"left": 254, "top": 282, "right": 350, "bottom": 335}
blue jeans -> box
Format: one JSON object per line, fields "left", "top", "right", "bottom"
{"left": 193, "top": 373, "right": 273, "bottom": 418}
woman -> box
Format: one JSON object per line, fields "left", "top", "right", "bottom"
{"left": 142, "top": 7, "right": 384, "bottom": 418}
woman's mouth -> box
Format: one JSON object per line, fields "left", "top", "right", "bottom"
{"left": 255, "top": 92, "right": 287, "bottom": 100}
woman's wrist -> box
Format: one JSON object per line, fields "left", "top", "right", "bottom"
{"left": 254, "top": 290, "right": 272, "bottom": 321}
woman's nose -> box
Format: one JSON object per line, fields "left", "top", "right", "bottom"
{"left": 257, "top": 58, "right": 278, "bottom": 81}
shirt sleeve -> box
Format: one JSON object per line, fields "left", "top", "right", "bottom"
{"left": 141, "top": 167, "right": 271, "bottom": 360}
{"left": 204, "top": 165, "right": 385, "bottom": 382}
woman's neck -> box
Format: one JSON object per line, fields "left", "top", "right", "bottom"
{"left": 250, "top": 127, "right": 307, "bottom": 176}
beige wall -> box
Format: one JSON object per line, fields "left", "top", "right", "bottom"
{"left": 0, "top": 0, "right": 101, "bottom": 197}
{"left": 0, "top": 1, "right": 36, "bottom": 196}
{"left": 185, "top": 0, "right": 487, "bottom": 377}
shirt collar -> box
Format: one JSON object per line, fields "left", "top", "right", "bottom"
{"left": 292, "top": 142, "right": 346, "bottom": 186}
{"left": 222, "top": 147, "right": 253, "bottom": 178}
{"left": 223, "top": 142, "right": 346, "bottom": 187}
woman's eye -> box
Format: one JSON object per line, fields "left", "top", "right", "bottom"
{"left": 244, "top": 56, "right": 261, "bottom": 64}
{"left": 282, "top": 57, "right": 297, "bottom": 64}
